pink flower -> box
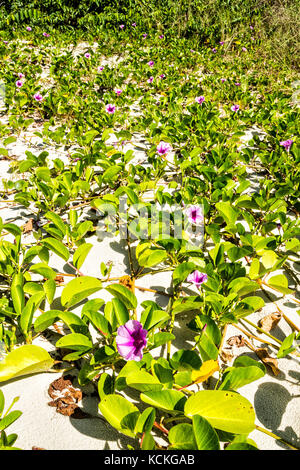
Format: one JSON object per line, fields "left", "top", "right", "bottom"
{"left": 115, "top": 89, "right": 122, "bottom": 95}
{"left": 26, "top": 26, "right": 32, "bottom": 31}
{"left": 18, "top": 73, "right": 24, "bottom": 79}
{"left": 147, "top": 76, "right": 154, "bottom": 83}
{"left": 187, "top": 270, "right": 208, "bottom": 288}
{"left": 142, "top": 33, "right": 147, "bottom": 39}
{"left": 156, "top": 141, "right": 171, "bottom": 155}
{"left": 16, "top": 80, "right": 23, "bottom": 88}
{"left": 280, "top": 139, "right": 293, "bottom": 151}
{"left": 159, "top": 34, "right": 164, "bottom": 39}
{"left": 97, "top": 66, "right": 104, "bottom": 72}
{"left": 116, "top": 320, "right": 147, "bottom": 361}
{"left": 195, "top": 96, "right": 205, "bottom": 104}
{"left": 84, "top": 53, "right": 91, "bottom": 59}
{"left": 242, "top": 47, "right": 247, "bottom": 52}
{"left": 132, "top": 23, "right": 136, "bottom": 27}
{"left": 148, "top": 60, "right": 154, "bottom": 67}
{"left": 106, "top": 103, "right": 115, "bottom": 114}
{"left": 235, "top": 82, "right": 241, "bottom": 86}
{"left": 33, "top": 93, "right": 43, "bottom": 102}
{"left": 186, "top": 205, "right": 204, "bottom": 224}
{"left": 119, "top": 24, "right": 125, "bottom": 29}
{"left": 43, "top": 33, "right": 50, "bottom": 37}
{"left": 212, "top": 48, "right": 217, "bottom": 53}
{"left": 220, "top": 78, "right": 226, "bottom": 83}
{"left": 159, "top": 73, "right": 166, "bottom": 79}
{"left": 231, "top": 104, "right": 239, "bottom": 112}
{"left": 219, "top": 41, "right": 225, "bottom": 45}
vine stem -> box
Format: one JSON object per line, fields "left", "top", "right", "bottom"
{"left": 255, "top": 425, "right": 300, "bottom": 450}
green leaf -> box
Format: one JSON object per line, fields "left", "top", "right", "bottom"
{"left": 126, "top": 370, "right": 163, "bottom": 392}
{"left": 219, "top": 356, "right": 265, "bottom": 391}
{"left": 105, "top": 284, "right": 137, "bottom": 310}
{"left": 226, "top": 442, "right": 258, "bottom": 450}
{"left": 29, "top": 263, "right": 57, "bottom": 280}
{"left": 216, "top": 202, "right": 238, "bottom": 225}
{"left": 56, "top": 333, "right": 93, "bottom": 352}
{"left": 277, "top": 333, "right": 296, "bottom": 358}
{"left": 192, "top": 415, "right": 220, "bottom": 450}
{"left": 34, "top": 310, "right": 60, "bottom": 332}
{"left": 0, "top": 411, "right": 22, "bottom": 432}
{"left": 11, "top": 274, "right": 25, "bottom": 316}
{"left": 61, "top": 276, "right": 102, "bottom": 308}
{"left": 73, "top": 243, "right": 93, "bottom": 270}
{"left": 168, "top": 423, "right": 197, "bottom": 450}
{"left": 20, "top": 292, "right": 45, "bottom": 335}
{"left": 184, "top": 390, "right": 256, "bottom": 434}
{"left": 112, "top": 298, "right": 129, "bottom": 325}
{"left": 173, "top": 262, "right": 196, "bottom": 286}
{"left": 228, "top": 277, "right": 259, "bottom": 296}
{"left": 44, "top": 211, "right": 67, "bottom": 236}
{"left": 267, "top": 274, "right": 293, "bottom": 295}
{"left": 140, "top": 390, "right": 186, "bottom": 413}
{"left": 42, "top": 238, "right": 69, "bottom": 261}
{"left": 98, "top": 373, "right": 115, "bottom": 400}
{"left": 0, "top": 390, "right": 4, "bottom": 417}
{"left": 98, "top": 394, "right": 140, "bottom": 437}
{"left": 43, "top": 279, "right": 56, "bottom": 304}
{"left": 0, "top": 345, "right": 54, "bottom": 382}
{"left": 135, "top": 407, "right": 156, "bottom": 434}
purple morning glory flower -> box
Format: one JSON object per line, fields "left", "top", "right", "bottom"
{"left": 235, "top": 82, "right": 241, "bottom": 86}
{"left": 280, "top": 139, "right": 293, "bottom": 151}
{"left": 18, "top": 73, "right": 24, "bottom": 79}
{"left": 34, "top": 93, "right": 43, "bottom": 101}
{"left": 116, "top": 320, "right": 147, "bottom": 361}
{"left": 43, "top": 32, "right": 50, "bottom": 37}
{"left": 250, "top": 25, "right": 254, "bottom": 30}
{"left": 120, "top": 24, "right": 125, "bottom": 29}
{"left": 219, "top": 41, "right": 225, "bottom": 45}
{"left": 220, "top": 78, "right": 226, "bottom": 83}
{"left": 195, "top": 96, "right": 205, "bottom": 104}
{"left": 147, "top": 76, "right": 154, "bottom": 83}
{"left": 242, "top": 47, "right": 247, "bottom": 52}
{"left": 132, "top": 23, "right": 136, "bottom": 27}
{"left": 187, "top": 270, "right": 208, "bottom": 288}
{"left": 231, "top": 104, "right": 239, "bottom": 112}
{"left": 106, "top": 103, "right": 115, "bottom": 114}
{"left": 148, "top": 60, "right": 154, "bottom": 67}
{"left": 186, "top": 205, "right": 204, "bottom": 224}
{"left": 34, "top": 93, "right": 43, "bottom": 102}
{"left": 142, "top": 33, "right": 147, "bottom": 39}
{"left": 26, "top": 26, "right": 32, "bottom": 31}
{"left": 3, "top": 40, "right": 8, "bottom": 44}
{"left": 159, "top": 34, "right": 164, "bottom": 39}
{"left": 115, "top": 89, "right": 122, "bottom": 95}
{"left": 84, "top": 52, "right": 91, "bottom": 59}
{"left": 16, "top": 80, "right": 23, "bottom": 88}
{"left": 98, "top": 66, "right": 104, "bottom": 72}
{"left": 156, "top": 141, "right": 171, "bottom": 155}
{"left": 159, "top": 73, "right": 166, "bottom": 79}
{"left": 212, "top": 48, "right": 217, "bottom": 53}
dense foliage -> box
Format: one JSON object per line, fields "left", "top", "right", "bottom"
{"left": 0, "top": 2, "right": 299, "bottom": 451}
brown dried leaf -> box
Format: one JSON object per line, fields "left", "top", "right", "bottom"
{"left": 258, "top": 313, "right": 281, "bottom": 332}
{"left": 48, "top": 375, "right": 88, "bottom": 418}
{"left": 23, "top": 218, "right": 34, "bottom": 234}
{"left": 227, "top": 335, "right": 245, "bottom": 348}
{"left": 255, "top": 348, "right": 280, "bottom": 376}
{"left": 220, "top": 350, "right": 234, "bottom": 363}
{"left": 119, "top": 275, "right": 135, "bottom": 292}
{"left": 54, "top": 274, "right": 64, "bottom": 286}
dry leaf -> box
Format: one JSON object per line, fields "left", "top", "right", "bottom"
{"left": 255, "top": 348, "right": 280, "bottom": 376}
{"left": 227, "top": 335, "right": 245, "bottom": 348}
{"left": 23, "top": 218, "right": 34, "bottom": 234}
{"left": 258, "top": 313, "right": 281, "bottom": 332}
{"left": 220, "top": 350, "right": 234, "bottom": 363}
{"left": 119, "top": 275, "right": 135, "bottom": 292}
{"left": 48, "top": 375, "right": 88, "bottom": 418}
{"left": 54, "top": 274, "right": 64, "bottom": 286}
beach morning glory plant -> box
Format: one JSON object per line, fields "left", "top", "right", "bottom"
{"left": 116, "top": 320, "right": 147, "bottom": 361}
